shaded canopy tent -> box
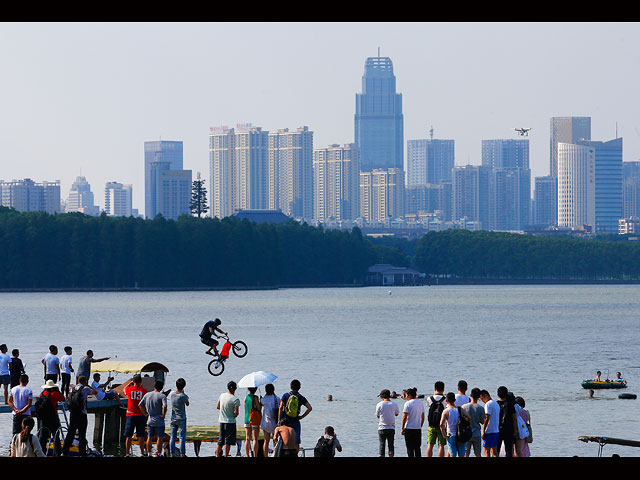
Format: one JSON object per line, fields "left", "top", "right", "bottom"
{"left": 91, "top": 361, "right": 170, "bottom": 392}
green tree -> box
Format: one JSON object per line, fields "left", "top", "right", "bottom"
{"left": 190, "top": 172, "right": 209, "bottom": 218}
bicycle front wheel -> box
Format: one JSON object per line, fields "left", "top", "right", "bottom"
{"left": 232, "top": 341, "right": 248, "bottom": 358}
{"left": 208, "top": 359, "right": 225, "bottom": 376}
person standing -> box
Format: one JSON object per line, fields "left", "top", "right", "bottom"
{"left": 60, "top": 346, "right": 74, "bottom": 399}
{"left": 9, "top": 416, "right": 45, "bottom": 457}
{"left": 62, "top": 376, "right": 97, "bottom": 456}
{"left": 123, "top": 374, "right": 148, "bottom": 457}
{"left": 514, "top": 396, "right": 531, "bottom": 457}
{"left": 168, "top": 378, "right": 189, "bottom": 457}
{"left": 279, "top": 379, "right": 312, "bottom": 454}
{"left": 41, "top": 345, "right": 61, "bottom": 384}
{"left": 376, "top": 388, "right": 399, "bottom": 457}
{"left": 497, "top": 386, "right": 517, "bottom": 457}
{"left": 0, "top": 344, "right": 12, "bottom": 405}
{"left": 479, "top": 389, "right": 500, "bottom": 457}
{"left": 455, "top": 380, "right": 470, "bottom": 407}
{"left": 244, "top": 387, "right": 262, "bottom": 457}
{"left": 36, "top": 379, "right": 65, "bottom": 456}
{"left": 440, "top": 392, "right": 471, "bottom": 457}
{"left": 9, "top": 349, "right": 24, "bottom": 390}
{"left": 426, "top": 381, "right": 447, "bottom": 457}
{"left": 260, "top": 383, "right": 280, "bottom": 457}
{"left": 400, "top": 387, "right": 424, "bottom": 457}
{"left": 8, "top": 374, "right": 32, "bottom": 435}
{"left": 76, "top": 350, "right": 110, "bottom": 384}
{"left": 461, "top": 387, "right": 485, "bottom": 457}
{"left": 139, "top": 380, "right": 168, "bottom": 457}
{"left": 217, "top": 380, "right": 241, "bottom": 457}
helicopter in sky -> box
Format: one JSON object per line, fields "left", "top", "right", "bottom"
{"left": 514, "top": 127, "right": 532, "bottom": 136}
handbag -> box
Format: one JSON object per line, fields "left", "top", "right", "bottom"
{"left": 526, "top": 421, "right": 533, "bottom": 443}
{"left": 515, "top": 404, "right": 530, "bottom": 440}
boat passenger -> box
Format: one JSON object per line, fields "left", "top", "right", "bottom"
{"left": 614, "top": 372, "right": 627, "bottom": 385}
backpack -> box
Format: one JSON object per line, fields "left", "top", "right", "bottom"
{"left": 34, "top": 391, "right": 56, "bottom": 421}
{"left": 284, "top": 392, "right": 299, "bottom": 418}
{"left": 456, "top": 407, "right": 472, "bottom": 444}
{"left": 67, "top": 385, "right": 86, "bottom": 413}
{"left": 427, "top": 396, "right": 445, "bottom": 427}
{"left": 313, "top": 436, "right": 335, "bottom": 457}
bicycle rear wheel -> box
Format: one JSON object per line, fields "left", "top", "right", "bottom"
{"left": 208, "top": 359, "right": 225, "bottom": 376}
{"left": 232, "top": 341, "right": 248, "bottom": 358}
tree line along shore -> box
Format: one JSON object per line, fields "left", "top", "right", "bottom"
{"left": 1, "top": 207, "right": 640, "bottom": 290}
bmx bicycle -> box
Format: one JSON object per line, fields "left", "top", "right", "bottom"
{"left": 207, "top": 334, "right": 248, "bottom": 376}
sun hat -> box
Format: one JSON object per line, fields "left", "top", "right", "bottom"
{"left": 41, "top": 379, "right": 59, "bottom": 390}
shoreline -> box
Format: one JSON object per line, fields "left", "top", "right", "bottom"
{"left": 1, "top": 279, "right": 640, "bottom": 293}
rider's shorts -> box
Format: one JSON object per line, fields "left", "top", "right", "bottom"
{"left": 200, "top": 336, "right": 219, "bottom": 348}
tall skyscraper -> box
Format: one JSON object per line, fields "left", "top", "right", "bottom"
{"left": 405, "top": 184, "right": 443, "bottom": 215}
{"left": 313, "top": 144, "right": 360, "bottom": 222}
{"left": 482, "top": 139, "right": 530, "bottom": 170}
{"left": 557, "top": 142, "right": 596, "bottom": 229}
{"left": 144, "top": 141, "right": 184, "bottom": 219}
{"left": 0, "top": 179, "right": 61, "bottom": 214}
{"left": 360, "top": 168, "right": 405, "bottom": 222}
{"left": 209, "top": 125, "right": 269, "bottom": 219}
{"left": 407, "top": 132, "right": 454, "bottom": 186}
{"left": 550, "top": 117, "right": 591, "bottom": 178}
{"left": 489, "top": 168, "right": 531, "bottom": 231}
{"left": 354, "top": 55, "right": 403, "bottom": 172}
{"left": 577, "top": 138, "right": 623, "bottom": 234}
{"left": 452, "top": 165, "right": 490, "bottom": 229}
{"left": 66, "top": 176, "right": 99, "bottom": 215}
{"left": 623, "top": 161, "right": 640, "bottom": 219}
{"left": 534, "top": 176, "right": 558, "bottom": 226}
{"left": 105, "top": 182, "right": 133, "bottom": 217}
{"left": 268, "top": 127, "right": 314, "bottom": 219}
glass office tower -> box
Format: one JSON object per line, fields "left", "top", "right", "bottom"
{"left": 354, "top": 56, "right": 404, "bottom": 172}
{"left": 144, "top": 140, "right": 183, "bottom": 219}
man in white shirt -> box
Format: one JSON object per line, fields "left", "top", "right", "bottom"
{"left": 401, "top": 387, "right": 424, "bottom": 457}
{"left": 454, "top": 380, "right": 471, "bottom": 407}
{"left": 41, "top": 345, "right": 61, "bottom": 384}
{"left": 60, "top": 346, "right": 74, "bottom": 399}
{"left": 91, "top": 373, "right": 118, "bottom": 401}
{"left": 216, "top": 381, "right": 240, "bottom": 457}
{"left": 479, "top": 389, "right": 500, "bottom": 457}
{"left": 376, "top": 388, "right": 399, "bottom": 457}
{"left": 8, "top": 374, "right": 33, "bottom": 435}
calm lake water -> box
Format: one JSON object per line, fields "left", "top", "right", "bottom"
{"left": 0, "top": 285, "right": 639, "bottom": 457}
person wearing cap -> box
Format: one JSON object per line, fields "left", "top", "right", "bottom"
{"left": 376, "top": 388, "right": 399, "bottom": 457}
{"left": 37, "top": 379, "right": 65, "bottom": 456}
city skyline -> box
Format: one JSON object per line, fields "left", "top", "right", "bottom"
{"left": 1, "top": 23, "right": 639, "bottom": 212}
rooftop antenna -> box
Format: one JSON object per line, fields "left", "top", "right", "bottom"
{"left": 616, "top": 122, "right": 618, "bottom": 139}
{"left": 378, "top": 47, "right": 380, "bottom": 58}
{"left": 429, "top": 125, "right": 434, "bottom": 141}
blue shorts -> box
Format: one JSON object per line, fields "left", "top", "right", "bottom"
{"left": 124, "top": 416, "right": 147, "bottom": 438}
{"left": 218, "top": 422, "right": 237, "bottom": 446}
{"left": 147, "top": 425, "right": 165, "bottom": 439}
{"left": 483, "top": 432, "right": 500, "bottom": 448}
{"left": 0, "top": 375, "right": 10, "bottom": 386}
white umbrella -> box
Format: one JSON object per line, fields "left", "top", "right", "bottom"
{"left": 237, "top": 371, "right": 278, "bottom": 388}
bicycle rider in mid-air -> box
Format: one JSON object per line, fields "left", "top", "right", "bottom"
{"left": 200, "top": 318, "right": 228, "bottom": 357}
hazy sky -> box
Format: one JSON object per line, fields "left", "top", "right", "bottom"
{"left": 1, "top": 22, "right": 639, "bottom": 211}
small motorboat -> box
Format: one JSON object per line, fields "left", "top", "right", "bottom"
{"left": 581, "top": 379, "right": 627, "bottom": 389}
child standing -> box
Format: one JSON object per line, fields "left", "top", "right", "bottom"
{"left": 168, "top": 378, "right": 190, "bottom": 457}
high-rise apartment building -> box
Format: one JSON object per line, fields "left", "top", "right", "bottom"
{"left": 149, "top": 162, "right": 192, "bottom": 220}
{"left": 355, "top": 56, "right": 403, "bottom": 172}
{"left": 313, "top": 144, "right": 360, "bottom": 222}
{"left": 407, "top": 134, "right": 454, "bottom": 186}
{"left": 550, "top": 117, "right": 591, "bottom": 178}
{"left": 534, "top": 176, "right": 558, "bottom": 226}
{"left": 144, "top": 140, "right": 184, "bottom": 219}
{"left": 209, "top": 125, "right": 269, "bottom": 219}
{"left": 576, "top": 138, "right": 623, "bottom": 234}
{"left": 0, "top": 179, "right": 61, "bottom": 214}
{"left": 105, "top": 182, "right": 133, "bottom": 217}
{"left": 360, "top": 168, "right": 405, "bottom": 223}
{"left": 405, "top": 184, "right": 444, "bottom": 216}
{"left": 489, "top": 168, "right": 531, "bottom": 231}
{"left": 268, "top": 127, "right": 313, "bottom": 220}
{"left": 482, "top": 139, "right": 530, "bottom": 170}
{"left": 452, "top": 165, "right": 490, "bottom": 229}
{"left": 557, "top": 142, "right": 596, "bottom": 229}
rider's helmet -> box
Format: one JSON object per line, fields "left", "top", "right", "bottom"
{"left": 213, "top": 318, "right": 222, "bottom": 326}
